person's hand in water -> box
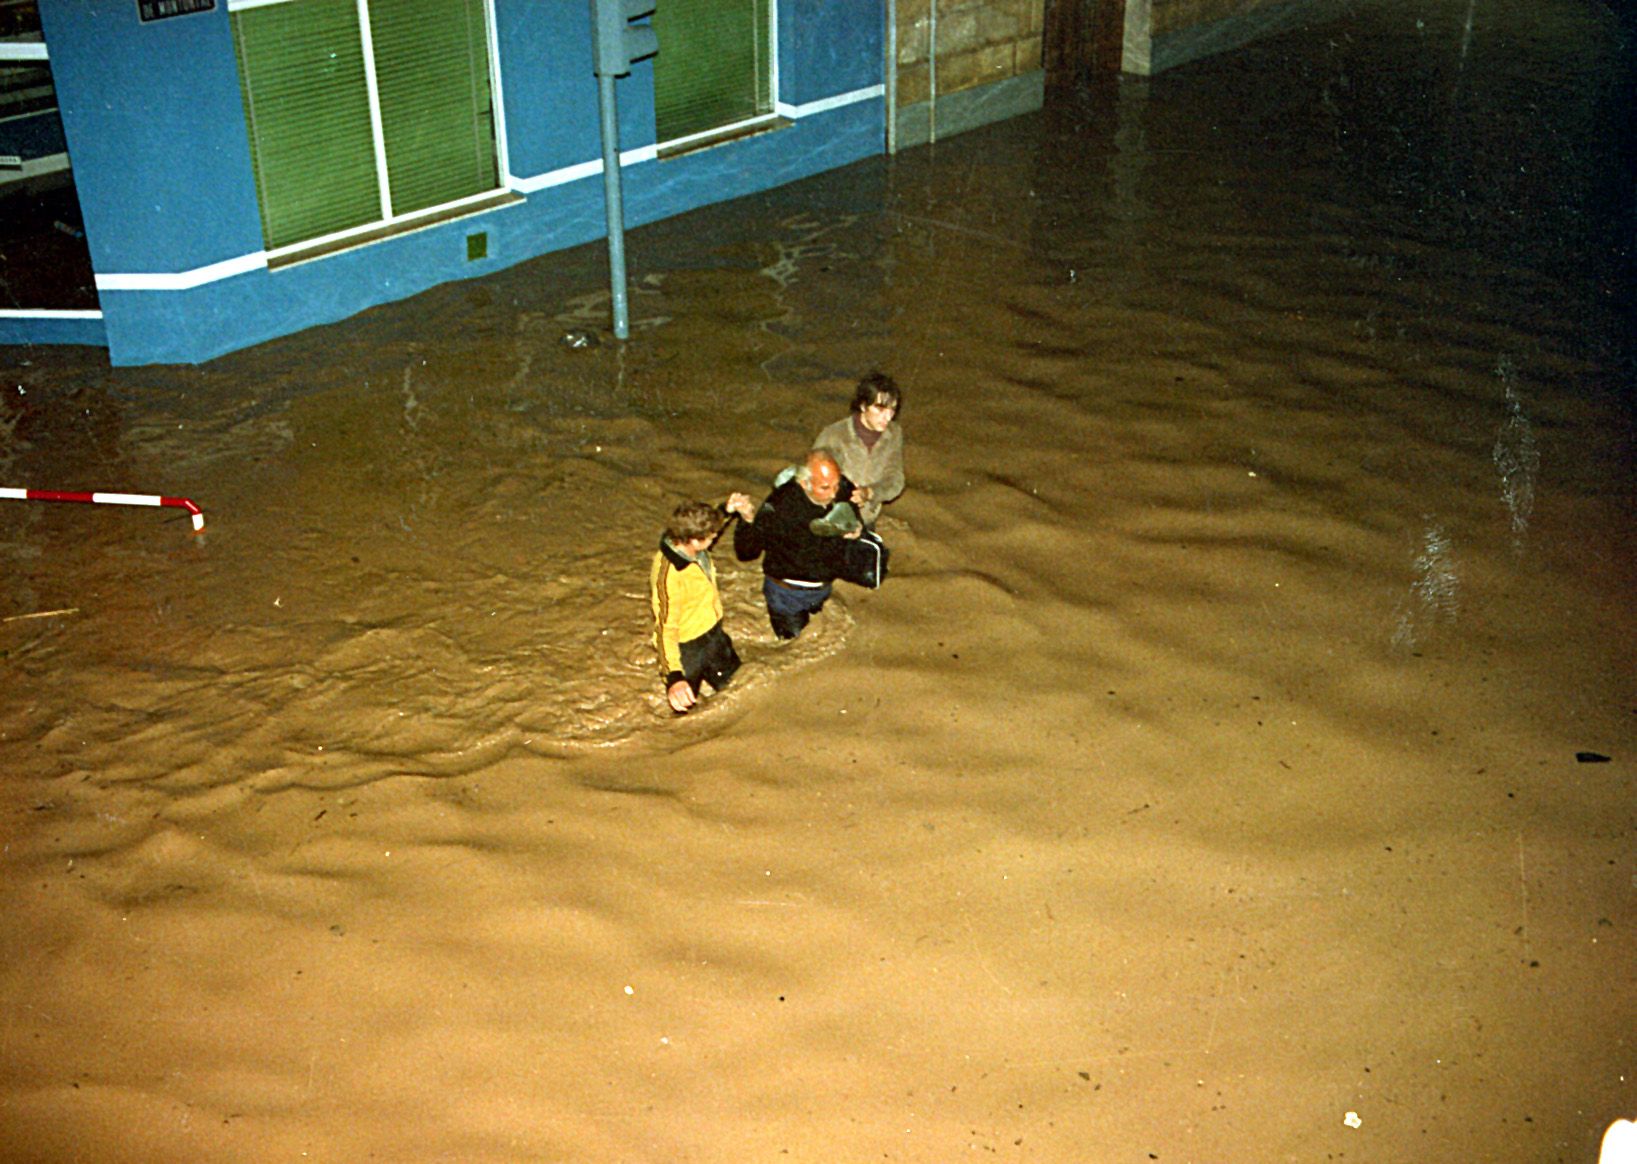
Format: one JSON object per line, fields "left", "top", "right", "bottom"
{"left": 667, "top": 679, "right": 697, "bottom": 713}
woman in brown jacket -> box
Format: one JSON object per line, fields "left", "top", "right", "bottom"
{"left": 812, "top": 371, "right": 904, "bottom": 528}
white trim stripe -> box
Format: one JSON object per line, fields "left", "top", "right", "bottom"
{"left": 0, "top": 44, "right": 49, "bottom": 62}
{"left": 95, "top": 251, "right": 268, "bottom": 293}
{"left": 781, "top": 84, "right": 883, "bottom": 120}
{"left": 508, "top": 144, "right": 657, "bottom": 193}
{"left": 508, "top": 158, "right": 599, "bottom": 193}
{"left": 0, "top": 309, "right": 102, "bottom": 320}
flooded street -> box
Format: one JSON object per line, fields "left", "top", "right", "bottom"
{"left": 2, "top": 1, "right": 1633, "bottom": 1160}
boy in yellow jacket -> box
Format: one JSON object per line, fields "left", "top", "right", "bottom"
{"left": 650, "top": 498, "right": 748, "bottom": 713}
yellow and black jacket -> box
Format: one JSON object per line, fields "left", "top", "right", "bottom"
{"left": 649, "top": 537, "right": 724, "bottom": 688}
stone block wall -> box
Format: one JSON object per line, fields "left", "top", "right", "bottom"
{"left": 894, "top": 0, "right": 1045, "bottom": 105}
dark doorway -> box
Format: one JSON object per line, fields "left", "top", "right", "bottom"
{"left": 1044, "top": 0, "right": 1126, "bottom": 90}
{"left": 1, "top": 0, "right": 97, "bottom": 312}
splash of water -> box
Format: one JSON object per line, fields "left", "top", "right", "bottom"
{"left": 1491, "top": 354, "right": 1539, "bottom": 552}
{"left": 1391, "top": 521, "right": 1460, "bottom": 651}
{"left": 759, "top": 212, "right": 860, "bottom": 289}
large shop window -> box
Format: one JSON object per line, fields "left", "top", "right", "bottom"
{"left": 231, "top": 0, "right": 499, "bottom": 254}
{"left": 653, "top": 0, "right": 773, "bottom": 145}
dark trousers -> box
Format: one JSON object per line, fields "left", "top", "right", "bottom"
{"left": 679, "top": 622, "right": 740, "bottom": 693}
{"left": 762, "top": 578, "right": 832, "bottom": 640}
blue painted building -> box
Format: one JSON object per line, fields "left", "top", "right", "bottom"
{"left": 1, "top": 0, "right": 886, "bottom": 365}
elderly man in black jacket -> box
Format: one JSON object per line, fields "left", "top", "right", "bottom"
{"left": 727, "top": 449, "right": 861, "bottom": 640}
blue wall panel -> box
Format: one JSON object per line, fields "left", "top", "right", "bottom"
{"left": 495, "top": 0, "right": 608, "bottom": 179}
{"left": 0, "top": 316, "right": 105, "bottom": 349}
{"left": 623, "top": 103, "right": 882, "bottom": 232}
{"left": 97, "top": 202, "right": 557, "bottom": 367}
{"left": 780, "top": 0, "right": 884, "bottom": 107}
{"left": 36, "top": 1, "right": 263, "bottom": 276}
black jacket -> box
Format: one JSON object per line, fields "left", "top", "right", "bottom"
{"left": 733, "top": 477, "right": 854, "bottom": 583}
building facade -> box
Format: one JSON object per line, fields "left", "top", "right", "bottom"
{"left": 1, "top": 0, "right": 1339, "bottom": 366}
{"left": 2, "top": 0, "right": 889, "bottom": 365}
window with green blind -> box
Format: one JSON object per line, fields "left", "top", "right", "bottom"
{"left": 231, "top": 0, "right": 499, "bottom": 253}
{"left": 653, "top": 0, "right": 773, "bottom": 144}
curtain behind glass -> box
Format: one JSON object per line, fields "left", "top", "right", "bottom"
{"left": 654, "top": 0, "right": 772, "bottom": 143}
{"left": 233, "top": 0, "right": 499, "bottom": 250}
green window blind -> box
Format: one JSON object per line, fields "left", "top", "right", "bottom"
{"left": 369, "top": 0, "right": 497, "bottom": 217}
{"left": 232, "top": 0, "right": 500, "bottom": 251}
{"left": 232, "top": 0, "right": 380, "bottom": 250}
{"left": 653, "top": 0, "right": 773, "bottom": 143}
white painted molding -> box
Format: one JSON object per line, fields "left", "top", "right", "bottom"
{"left": 0, "top": 309, "right": 102, "bottom": 319}
{"left": 507, "top": 144, "right": 659, "bottom": 194}
{"left": 777, "top": 83, "right": 884, "bottom": 121}
{"left": 95, "top": 251, "right": 268, "bottom": 292}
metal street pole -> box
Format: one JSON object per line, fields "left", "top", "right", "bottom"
{"left": 589, "top": 0, "right": 657, "bottom": 341}
{"left": 596, "top": 71, "right": 630, "bottom": 340}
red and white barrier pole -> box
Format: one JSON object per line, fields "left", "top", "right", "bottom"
{"left": 1, "top": 487, "right": 205, "bottom": 532}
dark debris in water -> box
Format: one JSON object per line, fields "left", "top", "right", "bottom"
{"left": 1575, "top": 751, "right": 1611, "bottom": 763}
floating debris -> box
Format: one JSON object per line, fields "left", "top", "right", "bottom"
{"left": 2, "top": 608, "right": 79, "bottom": 623}
{"left": 561, "top": 329, "right": 599, "bottom": 350}
{"left": 1576, "top": 752, "right": 1612, "bottom": 763}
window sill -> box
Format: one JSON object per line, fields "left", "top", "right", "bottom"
{"left": 656, "top": 116, "right": 792, "bottom": 161}
{"left": 266, "top": 189, "right": 524, "bottom": 271}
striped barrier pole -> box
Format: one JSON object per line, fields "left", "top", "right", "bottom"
{"left": 1, "top": 487, "right": 205, "bottom": 532}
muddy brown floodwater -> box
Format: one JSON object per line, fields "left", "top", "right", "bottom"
{"left": 2, "top": 1, "right": 1634, "bottom": 1161}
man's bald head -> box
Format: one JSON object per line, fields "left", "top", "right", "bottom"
{"left": 798, "top": 450, "right": 842, "bottom": 505}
